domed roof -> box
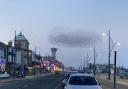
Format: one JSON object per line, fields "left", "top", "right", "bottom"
{"left": 15, "top": 32, "right": 28, "bottom": 42}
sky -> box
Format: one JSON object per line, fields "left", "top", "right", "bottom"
{"left": 0, "top": 0, "right": 128, "bottom": 68}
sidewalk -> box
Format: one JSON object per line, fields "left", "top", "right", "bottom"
{"left": 97, "top": 74, "right": 128, "bottom": 86}
{"left": 0, "top": 73, "right": 51, "bottom": 83}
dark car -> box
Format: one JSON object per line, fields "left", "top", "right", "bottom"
{"left": 15, "top": 69, "right": 25, "bottom": 78}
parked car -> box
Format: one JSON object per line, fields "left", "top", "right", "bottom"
{"left": 64, "top": 73, "right": 102, "bottom": 89}
{"left": 15, "top": 70, "right": 25, "bottom": 78}
{"left": 0, "top": 72, "right": 10, "bottom": 79}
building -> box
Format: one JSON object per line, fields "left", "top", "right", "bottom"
{"left": 51, "top": 48, "right": 57, "bottom": 60}
{"left": 15, "top": 32, "right": 30, "bottom": 69}
{"left": 0, "top": 32, "right": 43, "bottom": 76}
{"left": 0, "top": 42, "right": 7, "bottom": 72}
{"left": 42, "top": 56, "right": 63, "bottom": 73}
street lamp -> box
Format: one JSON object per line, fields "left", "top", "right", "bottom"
{"left": 102, "top": 30, "right": 120, "bottom": 80}
{"left": 81, "top": 57, "right": 84, "bottom": 72}
{"left": 93, "top": 45, "right": 96, "bottom": 76}
{"left": 83, "top": 47, "right": 101, "bottom": 74}
{"left": 87, "top": 46, "right": 98, "bottom": 75}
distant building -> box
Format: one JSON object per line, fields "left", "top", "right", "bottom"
{"left": 0, "top": 32, "right": 43, "bottom": 75}
{"left": 0, "top": 42, "right": 7, "bottom": 72}
{"left": 0, "top": 42, "right": 7, "bottom": 59}
{"left": 42, "top": 55, "right": 63, "bottom": 73}
{"left": 51, "top": 48, "right": 57, "bottom": 60}
{"left": 15, "top": 32, "right": 29, "bottom": 69}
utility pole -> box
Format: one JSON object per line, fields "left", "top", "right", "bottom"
{"left": 108, "top": 30, "right": 111, "bottom": 80}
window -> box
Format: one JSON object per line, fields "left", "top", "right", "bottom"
{"left": 69, "top": 76, "right": 98, "bottom": 85}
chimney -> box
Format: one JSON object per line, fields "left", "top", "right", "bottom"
{"left": 8, "top": 41, "right": 12, "bottom": 46}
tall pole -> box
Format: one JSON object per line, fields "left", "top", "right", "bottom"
{"left": 13, "top": 30, "right": 16, "bottom": 78}
{"left": 83, "top": 55, "right": 86, "bottom": 72}
{"left": 108, "top": 30, "right": 111, "bottom": 80}
{"left": 89, "top": 63, "right": 92, "bottom": 73}
{"left": 87, "top": 52, "right": 89, "bottom": 68}
{"left": 81, "top": 59, "right": 82, "bottom": 71}
{"left": 86, "top": 52, "right": 89, "bottom": 73}
{"left": 113, "top": 51, "right": 117, "bottom": 89}
{"left": 39, "top": 53, "right": 41, "bottom": 74}
{"left": 93, "top": 45, "right": 96, "bottom": 76}
{"left": 34, "top": 46, "right": 36, "bottom": 76}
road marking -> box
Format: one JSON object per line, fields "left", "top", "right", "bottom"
{"left": 0, "top": 83, "right": 10, "bottom": 86}
{"left": 17, "top": 85, "right": 29, "bottom": 89}
{"left": 45, "top": 78, "right": 61, "bottom": 80}
{"left": 22, "top": 85, "right": 29, "bottom": 88}
{"left": 55, "top": 83, "right": 62, "bottom": 89}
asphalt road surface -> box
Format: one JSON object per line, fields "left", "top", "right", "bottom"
{"left": 0, "top": 74, "right": 64, "bottom": 89}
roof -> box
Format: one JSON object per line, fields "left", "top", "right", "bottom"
{"left": 15, "top": 32, "right": 28, "bottom": 42}
{"left": 0, "top": 42, "right": 7, "bottom": 48}
{"left": 70, "top": 73, "right": 94, "bottom": 77}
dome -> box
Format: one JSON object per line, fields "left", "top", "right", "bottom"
{"left": 15, "top": 32, "right": 28, "bottom": 42}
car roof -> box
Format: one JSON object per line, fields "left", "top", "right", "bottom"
{"left": 67, "top": 71, "right": 78, "bottom": 73}
{"left": 70, "top": 73, "right": 94, "bottom": 77}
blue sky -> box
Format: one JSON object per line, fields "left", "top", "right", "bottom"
{"left": 0, "top": 0, "right": 128, "bottom": 68}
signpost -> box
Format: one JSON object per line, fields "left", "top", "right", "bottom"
{"left": 113, "top": 51, "right": 117, "bottom": 89}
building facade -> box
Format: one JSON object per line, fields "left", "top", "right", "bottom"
{"left": 0, "top": 32, "right": 42, "bottom": 75}
{"left": 0, "top": 42, "right": 7, "bottom": 72}
{"left": 15, "top": 32, "right": 29, "bottom": 69}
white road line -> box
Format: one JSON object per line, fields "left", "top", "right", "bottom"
{"left": 55, "top": 83, "right": 62, "bottom": 89}
{"left": 22, "top": 85, "right": 29, "bottom": 88}
{"left": 45, "top": 78, "right": 61, "bottom": 80}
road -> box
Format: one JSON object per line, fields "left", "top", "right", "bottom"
{"left": 0, "top": 74, "right": 64, "bottom": 89}
{"left": 1, "top": 73, "right": 128, "bottom": 89}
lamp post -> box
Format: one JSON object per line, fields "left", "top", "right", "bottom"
{"left": 102, "top": 30, "right": 120, "bottom": 80}
{"left": 108, "top": 30, "right": 111, "bottom": 80}
{"left": 93, "top": 45, "right": 96, "bottom": 76}
{"left": 34, "top": 46, "right": 36, "bottom": 76}
{"left": 12, "top": 31, "right": 16, "bottom": 79}
{"left": 39, "top": 53, "right": 42, "bottom": 74}
{"left": 81, "top": 58, "right": 83, "bottom": 72}
{"left": 85, "top": 52, "right": 89, "bottom": 73}
{"left": 88, "top": 46, "right": 97, "bottom": 76}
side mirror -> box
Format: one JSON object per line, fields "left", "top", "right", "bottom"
{"left": 63, "top": 79, "right": 68, "bottom": 84}
{"left": 62, "top": 79, "right": 68, "bottom": 89}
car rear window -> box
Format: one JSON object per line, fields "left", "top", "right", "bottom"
{"left": 69, "top": 76, "right": 98, "bottom": 85}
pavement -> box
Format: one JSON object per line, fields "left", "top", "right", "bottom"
{"left": 96, "top": 74, "right": 128, "bottom": 89}
{"left": 0, "top": 73, "right": 48, "bottom": 83}
{"left": 0, "top": 73, "right": 64, "bottom": 89}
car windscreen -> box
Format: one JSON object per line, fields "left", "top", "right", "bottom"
{"left": 69, "top": 76, "right": 98, "bottom": 85}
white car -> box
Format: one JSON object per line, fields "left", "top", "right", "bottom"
{"left": 0, "top": 72, "right": 10, "bottom": 79}
{"left": 64, "top": 73, "right": 102, "bottom": 89}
